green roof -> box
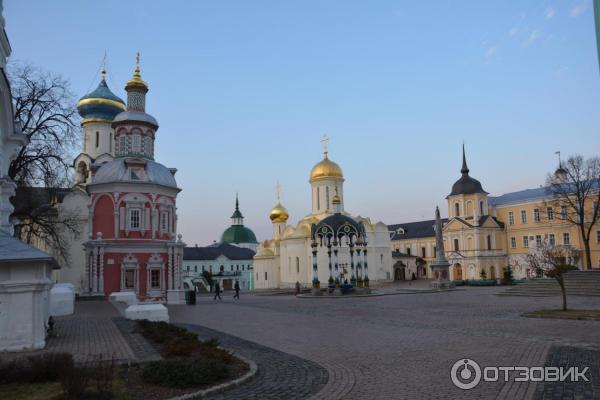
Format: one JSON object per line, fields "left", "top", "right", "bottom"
{"left": 221, "top": 225, "right": 258, "bottom": 244}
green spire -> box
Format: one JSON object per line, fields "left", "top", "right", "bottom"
{"left": 231, "top": 193, "right": 244, "bottom": 221}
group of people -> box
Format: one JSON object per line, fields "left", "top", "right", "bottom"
{"left": 213, "top": 280, "right": 240, "bottom": 301}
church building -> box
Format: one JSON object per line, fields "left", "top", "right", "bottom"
{"left": 81, "top": 57, "right": 185, "bottom": 303}
{"left": 253, "top": 138, "right": 393, "bottom": 289}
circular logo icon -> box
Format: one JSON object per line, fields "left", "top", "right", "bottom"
{"left": 451, "top": 359, "right": 482, "bottom": 390}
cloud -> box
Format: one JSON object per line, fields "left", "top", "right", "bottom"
{"left": 524, "top": 29, "right": 541, "bottom": 46}
{"left": 508, "top": 27, "right": 519, "bottom": 37}
{"left": 485, "top": 47, "right": 497, "bottom": 59}
{"left": 544, "top": 6, "right": 555, "bottom": 19}
{"left": 570, "top": 2, "right": 586, "bottom": 17}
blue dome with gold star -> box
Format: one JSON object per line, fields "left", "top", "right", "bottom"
{"left": 77, "top": 72, "right": 126, "bottom": 124}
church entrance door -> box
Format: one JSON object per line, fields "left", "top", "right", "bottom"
{"left": 453, "top": 263, "right": 462, "bottom": 281}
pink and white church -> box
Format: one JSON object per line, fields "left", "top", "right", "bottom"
{"left": 79, "top": 59, "right": 185, "bottom": 303}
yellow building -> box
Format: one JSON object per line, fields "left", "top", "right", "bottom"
{"left": 389, "top": 147, "right": 600, "bottom": 281}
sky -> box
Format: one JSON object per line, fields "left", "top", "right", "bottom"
{"left": 4, "top": 1, "right": 600, "bottom": 246}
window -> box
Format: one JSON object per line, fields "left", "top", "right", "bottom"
{"left": 421, "top": 247, "right": 426, "bottom": 258}
{"left": 487, "top": 235, "right": 492, "bottom": 250}
{"left": 523, "top": 236, "right": 529, "bottom": 248}
{"left": 296, "top": 257, "right": 300, "bottom": 273}
{"left": 187, "top": 265, "right": 190, "bottom": 271}
{"left": 150, "top": 270, "right": 160, "bottom": 289}
{"left": 597, "top": 231, "right": 600, "bottom": 243}
{"left": 194, "top": 266, "right": 197, "bottom": 272}
{"left": 549, "top": 234, "right": 555, "bottom": 246}
{"left": 264, "top": 271, "right": 268, "bottom": 281}
{"left": 510, "top": 237, "right": 516, "bottom": 248}
{"left": 534, "top": 208, "right": 540, "bottom": 223}
{"left": 132, "top": 134, "right": 141, "bottom": 153}
{"left": 125, "top": 270, "right": 135, "bottom": 289}
{"left": 119, "top": 135, "right": 126, "bottom": 154}
{"left": 535, "top": 235, "right": 542, "bottom": 247}
{"left": 433, "top": 246, "right": 437, "bottom": 257}
{"left": 455, "top": 203, "right": 460, "bottom": 217}
{"left": 454, "top": 239, "right": 459, "bottom": 251}
{"left": 406, "top": 247, "right": 411, "bottom": 256}
{"left": 508, "top": 212, "right": 514, "bottom": 225}
{"left": 236, "top": 265, "right": 239, "bottom": 271}
{"left": 161, "top": 212, "right": 168, "bottom": 231}
{"left": 95, "top": 131, "right": 99, "bottom": 147}
{"left": 563, "top": 232, "right": 570, "bottom": 245}
{"left": 202, "top": 266, "right": 205, "bottom": 272}
{"left": 479, "top": 201, "right": 484, "bottom": 215}
{"left": 547, "top": 207, "right": 554, "bottom": 221}
{"left": 560, "top": 205, "right": 567, "bottom": 220}
{"left": 129, "top": 208, "right": 141, "bottom": 229}
{"left": 326, "top": 186, "right": 330, "bottom": 209}
{"left": 520, "top": 210, "right": 527, "bottom": 224}
{"left": 317, "top": 187, "right": 320, "bottom": 210}
{"left": 109, "top": 133, "right": 113, "bottom": 152}
{"left": 230, "top": 265, "right": 234, "bottom": 271}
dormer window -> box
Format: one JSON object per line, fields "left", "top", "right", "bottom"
{"left": 396, "top": 227, "right": 405, "bottom": 235}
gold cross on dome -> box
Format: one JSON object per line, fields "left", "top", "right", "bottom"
{"left": 275, "top": 180, "right": 281, "bottom": 202}
{"left": 321, "top": 134, "right": 329, "bottom": 157}
{"left": 136, "top": 51, "right": 140, "bottom": 66}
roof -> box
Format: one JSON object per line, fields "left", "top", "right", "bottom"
{"left": 183, "top": 243, "right": 255, "bottom": 261}
{"left": 0, "top": 234, "right": 58, "bottom": 268}
{"left": 447, "top": 145, "right": 487, "bottom": 197}
{"left": 488, "top": 186, "right": 549, "bottom": 206}
{"left": 221, "top": 225, "right": 258, "bottom": 244}
{"left": 92, "top": 158, "right": 178, "bottom": 189}
{"left": 77, "top": 78, "right": 126, "bottom": 121}
{"left": 112, "top": 110, "right": 158, "bottom": 128}
{"left": 388, "top": 219, "right": 443, "bottom": 240}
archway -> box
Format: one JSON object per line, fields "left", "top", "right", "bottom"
{"left": 393, "top": 261, "right": 406, "bottom": 281}
{"left": 453, "top": 263, "right": 462, "bottom": 280}
{"left": 489, "top": 266, "right": 496, "bottom": 280}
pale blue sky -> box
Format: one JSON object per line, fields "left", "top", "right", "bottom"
{"left": 5, "top": 1, "right": 600, "bottom": 245}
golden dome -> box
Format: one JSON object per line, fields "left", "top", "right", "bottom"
{"left": 269, "top": 202, "right": 289, "bottom": 223}
{"left": 332, "top": 194, "right": 341, "bottom": 204}
{"left": 126, "top": 53, "right": 148, "bottom": 92}
{"left": 310, "top": 155, "right": 343, "bottom": 182}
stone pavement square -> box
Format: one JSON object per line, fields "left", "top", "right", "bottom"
{"left": 169, "top": 287, "right": 600, "bottom": 400}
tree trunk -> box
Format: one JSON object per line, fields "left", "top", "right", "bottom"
{"left": 583, "top": 238, "right": 592, "bottom": 271}
{"left": 557, "top": 277, "right": 567, "bottom": 311}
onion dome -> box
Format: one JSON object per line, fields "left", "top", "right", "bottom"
{"left": 269, "top": 202, "right": 289, "bottom": 223}
{"left": 221, "top": 195, "right": 258, "bottom": 245}
{"left": 126, "top": 62, "right": 148, "bottom": 92}
{"left": 77, "top": 68, "right": 126, "bottom": 125}
{"left": 448, "top": 145, "right": 487, "bottom": 197}
{"left": 310, "top": 153, "right": 343, "bottom": 182}
{"left": 221, "top": 225, "right": 258, "bottom": 245}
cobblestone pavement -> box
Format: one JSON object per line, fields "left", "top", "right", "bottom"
{"left": 179, "top": 323, "right": 328, "bottom": 400}
{"left": 534, "top": 346, "right": 600, "bottom": 400}
{"left": 169, "top": 288, "right": 600, "bottom": 400}
{"left": 47, "top": 301, "right": 138, "bottom": 363}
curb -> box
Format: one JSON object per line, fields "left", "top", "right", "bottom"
{"left": 166, "top": 353, "right": 258, "bottom": 400}
{"left": 521, "top": 313, "right": 600, "bottom": 321}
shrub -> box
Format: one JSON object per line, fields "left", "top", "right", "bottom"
{"left": 467, "top": 279, "right": 497, "bottom": 286}
{"left": 142, "top": 358, "right": 229, "bottom": 388}
{"left": 0, "top": 352, "right": 73, "bottom": 384}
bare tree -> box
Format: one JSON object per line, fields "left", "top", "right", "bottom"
{"left": 545, "top": 155, "right": 600, "bottom": 270}
{"left": 525, "top": 243, "right": 579, "bottom": 311}
{"left": 7, "top": 62, "right": 81, "bottom": 264}
{"left": 7, "top": 62, "right": 79, "bottom": 186}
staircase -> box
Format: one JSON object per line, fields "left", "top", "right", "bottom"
{"left": 499, "top": 270, "right": 600, "bottom": 297}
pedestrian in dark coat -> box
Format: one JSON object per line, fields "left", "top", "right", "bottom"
{"left": 214, "top": 282, "right": 222, "bottom": 301}
{"left": 233, "top": 281, "right": 240, "bottom": 300}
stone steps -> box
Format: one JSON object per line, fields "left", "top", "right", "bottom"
{"left": 499, "top": 270, "right": 600, "bottom": 297}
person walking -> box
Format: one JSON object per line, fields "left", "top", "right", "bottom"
{"left": 213, "top": 281, "right": 222, "bottom": 301}
{"left": 233, "top": 280, "right": 240, "bottom": 300}
{"left": 295, "top": 281, "right": 301, "bottom": 296}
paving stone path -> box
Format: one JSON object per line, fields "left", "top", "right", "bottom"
{"left": 169, "top": 287, "right": 600, "bottom": 399}
{"left": 179, "top": 323, "right": 328, "bottom": 400}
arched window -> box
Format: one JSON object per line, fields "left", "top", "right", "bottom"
{"left": 95, "top": 131, "right": 99, "bottom": 147}
{"left": 326, "top": 187, "right": 330, "bottom": 209}
{"left": 317, "top": 187, "right": 320, "bottom": 210}
{"left": 455, "top": 202, "right": 460, "bottom": 217}
{"left": 132, "top": 134, "right": 141, "bottom": 153}
{"left": 454, "top": 238, "right": 459, "bottom": 251}
{"left": 296, "top": 257, "right": 300, "bottom": 273}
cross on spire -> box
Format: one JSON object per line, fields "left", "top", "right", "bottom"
{"left": 275, "top": 180, "right": 281, "bottom": 202}
{"left": 101, "top": 51, "right": 107, "bottom": 79}
{"left": 321, "top": 134, "right": 329, "bottom": 158}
